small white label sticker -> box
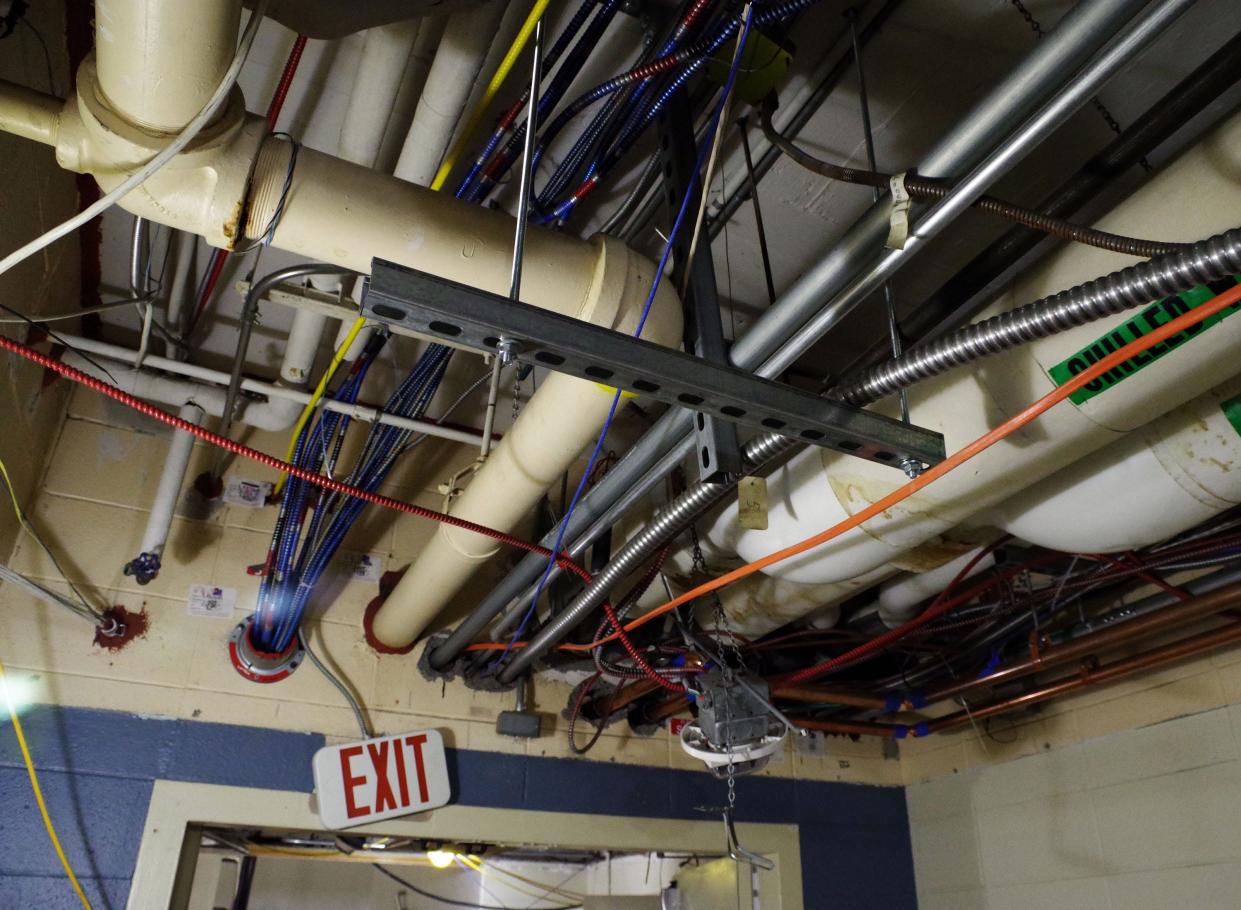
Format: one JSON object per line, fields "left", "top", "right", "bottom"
{"left": 349, "top": 553, "right": 384, "bottom": 583}
{"left": 188, "top": 584, "right": 237, "bottom": 617}
{"left": 222, "top": 478, "right": 272, "bottom": 509}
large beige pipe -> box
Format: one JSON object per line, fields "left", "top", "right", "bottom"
{"left": 0, "top": 0, "right": 684, "bottom": 652}
{"left": 94, "top": 0, "right": 242, "bottom": 132}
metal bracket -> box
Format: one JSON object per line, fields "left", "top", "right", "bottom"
{"left": 663, "top": 90, "right": 742, "bottom": 482}
{"left": 364, "top": 261, "right": 946, "bottom": 470}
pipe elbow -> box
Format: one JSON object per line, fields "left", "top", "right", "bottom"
{"left": 52, "top": 57, "right": 265, "bottom": 250}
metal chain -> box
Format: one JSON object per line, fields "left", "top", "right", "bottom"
{"left": 690, "top": 526, "right": 746, "bottom": 672}
{"left": 1008, "top": 0, "right": 1153, "bottom": 172}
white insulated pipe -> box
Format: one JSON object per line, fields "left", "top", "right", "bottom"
{"left": 63, "top": 350, "right": 302, "bottom": 432}
{"left": 57, "top": 334, "right": 492, "bottom": 447}
{"left": 706, "top": 109, "right": 1241, "bottom": 628}
{"left": 281, "top": 310, "right": 329, "bottom": 384}
{"left": 138, "top": 402, "right": 205, "bottom": 558}
{"left": 993, "top": 377, "right": 1241, "bottom": 554}
{"left": 339, "top": 20, "right": 422, "bottom": 169}
{"left": 93, "top": 0, "right": 241, "bottom": 132}
{"left": 393, "top": 0, "right": 507, "bottom": 186}
{"left": 376, "top": 16, "right": 446, "bottom": 174}
{"left": 877, "top": 547, "right": 997, "bottom": 629}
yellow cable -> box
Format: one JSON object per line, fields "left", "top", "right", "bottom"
{"left": 273, "top": 315, "right": 368, "bottom": 496}
{"left": 429, "top": 0, "right": 554, "bottom": 192}
{"left": 0, "top": 657, "right": 94, "bottom": 909}
{"left": 0, "top": 455, "right": 28, "bottom": 528}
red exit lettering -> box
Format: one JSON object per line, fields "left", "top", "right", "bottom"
{"left": 339, "top": 734, "right": 432, "bottom": 819}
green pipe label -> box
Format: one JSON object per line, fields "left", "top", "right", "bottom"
{"left": 1048, "top": 276, "right": 1241, "bottom": 405}
{"left": 1223, "top": 393, "right": 1241, "bottom": 440}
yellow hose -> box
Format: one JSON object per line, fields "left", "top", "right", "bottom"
{"left": 429, "top": 0, "right": 554, "bottom": 192}
{"left": 273, "top": 315, "right": 368, "bottom": 496}
{"left": 0, "top": 657, "right": 94, "bottom": 909}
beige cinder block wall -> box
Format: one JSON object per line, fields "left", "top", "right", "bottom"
{"left": 0, "top": 3, "right": 78, "bottom": 560}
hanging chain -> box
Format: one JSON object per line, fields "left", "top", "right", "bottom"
{"left": 690, "top": 526, "right": 746, "bottom": 672}
{"left": 1008, "top": 0, "right": 1153, "bottom": 172}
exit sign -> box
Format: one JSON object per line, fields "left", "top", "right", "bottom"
{"left": 313, "top": 729, "right": 451, "bottom": 829}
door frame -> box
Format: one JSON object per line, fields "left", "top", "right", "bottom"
{"left": 127, "top": 779, "right": 804, "bottom": 909}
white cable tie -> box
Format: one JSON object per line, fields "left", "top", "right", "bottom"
{"left": 886, "top": 171, "right": 912, "bottom": 250}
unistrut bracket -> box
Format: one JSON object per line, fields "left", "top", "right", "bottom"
{"left": 364, "top": 260, "right": 946, "bottom": 470}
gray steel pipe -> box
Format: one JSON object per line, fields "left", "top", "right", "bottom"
{"left": 835, "top": 226, "right": 1241, "bottom": 406}
{"left": 429, "top": 0, "right": 1160, "bottom": 671}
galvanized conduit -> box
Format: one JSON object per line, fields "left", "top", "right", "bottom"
{"left": 496, "top": 225, "right": 1241, "bottom": 684}
{"left": 833, "top": 226, "right": 1241, "bottom": 407}
{"left": 428, "top": 0, "right": 1164, "bottom": 672}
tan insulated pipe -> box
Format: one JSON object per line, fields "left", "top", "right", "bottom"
{"left": 94, "top": 0, "right": 243, "bottom": 132}
{"left": 0, "top": 0, "right": 683, "bottom": 652}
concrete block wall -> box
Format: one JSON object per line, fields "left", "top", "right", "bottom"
{"left": 0, "top": 383, "right": 900, "bottom": 787}
{"left": 906, "top": 704, "right": 1241, "bottom": 909}
{"left": 0, "top": 0, "right": 78, "bottom": 558}
{"left": 0, "top": 706, "right": 918, "bottom": 909}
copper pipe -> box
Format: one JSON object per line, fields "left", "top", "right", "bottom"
{"left": 790, "top": 717, "right": 903, "bottom": 737}
{"left": 645, "top": 695, "right": 691, "bottom": 723}
{"left": 789, "top": 618, "right": 1241, "bottom": 739}
{"left": 925, "top": 580, "right": 1241, "bottom": 703}
{"left": 771, "top": 685, "right": 889, "bottom": 710}
{"left": 929, "top": 619, "right": 1241, "bottom": 733}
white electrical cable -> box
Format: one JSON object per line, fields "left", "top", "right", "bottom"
{"left": 0, "top": 0, "right": 271, "bottom": 281}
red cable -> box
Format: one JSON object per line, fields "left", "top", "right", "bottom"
{"left": 0, "top": 334, "right": 593, "bottom": 583}
{"left": 267, "top": 35, "right": 309, "bottom": 129}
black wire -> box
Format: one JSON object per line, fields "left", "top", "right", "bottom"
{"left": 372, "top": 863, "right": 582, "bottom": 910}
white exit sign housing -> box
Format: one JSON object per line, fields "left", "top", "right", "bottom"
{"left": 312, "top": 729, "right": 451, "bottom": 830}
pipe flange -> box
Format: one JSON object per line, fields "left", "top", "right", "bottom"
{"left": 228, "top": 614, "right": 303, "bottom": 684}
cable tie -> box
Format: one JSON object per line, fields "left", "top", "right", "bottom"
{"left": 886, "top": 171, "right": 912, "bottom": 250}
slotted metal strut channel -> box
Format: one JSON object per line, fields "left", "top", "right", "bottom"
{"left": 364, "top": 260, "right": 946, "bottom": 470}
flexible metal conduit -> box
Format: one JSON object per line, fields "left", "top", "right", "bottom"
{"left": 431, "top": 0, "right": 1161, "bottom": 671}
{"left": 495, "top": 224, "right": 1241, "bottom": 682}
{"left": 835, "top": 226, "right": 1241, "bottom": 406}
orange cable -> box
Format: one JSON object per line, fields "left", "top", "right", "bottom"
{"left": 467, "top": 281, "right": 1241, "bottom": 654}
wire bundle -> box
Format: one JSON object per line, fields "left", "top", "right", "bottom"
{"left": 252, "top": 337, "right": 451, "bottom": 654}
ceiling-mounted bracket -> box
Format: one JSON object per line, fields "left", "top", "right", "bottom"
{"left": 363, "top": 260, "right": 947, "bottom": 471}
{"left": 663, "top": 88, "right": 742, "bottom": 482}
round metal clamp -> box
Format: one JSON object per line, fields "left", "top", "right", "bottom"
{"left": 228, "top": 614, "right": 304, "bottom": 684}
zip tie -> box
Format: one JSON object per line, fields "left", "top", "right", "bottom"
{"left": 886, "top": 171, "right": 912, "bottom": 250}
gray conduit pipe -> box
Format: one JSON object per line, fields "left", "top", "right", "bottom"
{"left": 495, "top": 224, "right": 1241, "bottom": 683}
{"left": 430, "top": 0, "right": 1159, "bottom": 670}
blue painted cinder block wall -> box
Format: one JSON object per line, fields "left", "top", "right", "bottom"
{"left": 0, "top": 707, "right": 917, "bottom": 909}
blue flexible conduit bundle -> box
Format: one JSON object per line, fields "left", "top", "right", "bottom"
{"left": 252, "top": 336, "right": 452, "bottom": 653}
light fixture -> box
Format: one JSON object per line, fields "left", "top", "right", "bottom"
{"left": 427, "top": 848, "right": 457, "bottom": 869}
